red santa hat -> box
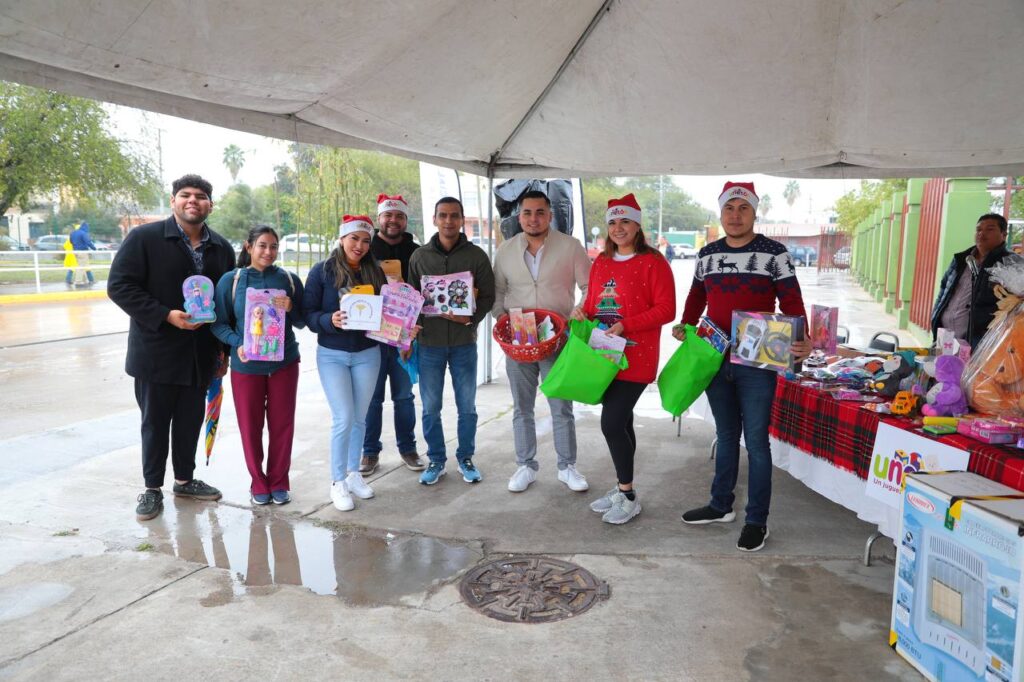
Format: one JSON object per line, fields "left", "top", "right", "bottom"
{"left": 718, "top": 181, "right": 759, "bottom": 211}
{"left": 606, "top": 193, "right": 642, "bottom": 224}
{"left": 339, "top": 214, "right": 374, "bottom": 237}
{"left": 376, "top": 193, "right": 409, "bottom": 216}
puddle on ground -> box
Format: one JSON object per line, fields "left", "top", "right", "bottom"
{"left": 0, "top": 583, "right": 75, "bottom": 622}
{"left": 136, "top": 500, "right": 481, "bottom": 606}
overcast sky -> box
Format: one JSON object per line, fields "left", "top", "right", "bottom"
{"left": 109, "top": 104, "right": 862, "bottom": 224}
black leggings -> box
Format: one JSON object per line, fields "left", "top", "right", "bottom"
{"left": 600, "top": 379, "right": 648, "bottom": 485}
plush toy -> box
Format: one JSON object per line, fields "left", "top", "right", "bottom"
{"left": 920, "top": 355, "right": 968, "bottom": 417}
{"left": 868, "top": 354, "right": 915, "bottom": 397}
{"left": 965, "top": 318, "right": 1024, "bottom": 418}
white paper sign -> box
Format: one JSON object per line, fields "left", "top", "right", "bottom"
{"left": 339, "top": 293, "right": 383, "bottom": 331}
{"left": 865, "top": 422, "right": 969, "bottom": 509}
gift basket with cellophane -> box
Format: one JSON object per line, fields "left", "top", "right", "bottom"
{"left": 964, "top": 257, "right": 1024, "bottom": 418}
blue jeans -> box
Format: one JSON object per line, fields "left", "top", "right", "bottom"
{"left": 316, "top": 345, "right": 381, "bottom": 482}
{"left": 704, "top": 361, "right": 778, "bottom": 526}
{"left": 418, "top": 343, "right": 477, "bottom": 464}
{"left": 363, "top": 345, "right": 417, "bottom": 456}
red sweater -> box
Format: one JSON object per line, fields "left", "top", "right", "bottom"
{"left": 681, "top": 234, "right": 807, "bottom": 333}
{"left": 582, "top": 251, "right": 676, "bottom": 384}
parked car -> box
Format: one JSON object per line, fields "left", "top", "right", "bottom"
{"left": 674, "top": 244, "right": 698, "bottom": 259}
{"left": 280, "top": 233, "right": 328, "bottom": 254}
{"left": 833, "top": 246, "right": 851, "bottom": 267}
{"left": 0, "top": 235, "right": 28, "bottom": 251}
{"left": 33, "top": 235, "right": 67, "bottom": 251}
{"left": 92, "top": 240, "right": 119, "bottom": 251}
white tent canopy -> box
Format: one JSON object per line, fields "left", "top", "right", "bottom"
{"left": 0, "top": 0, "right": 1022, "bottom": 178}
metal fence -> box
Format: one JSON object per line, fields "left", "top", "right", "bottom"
{"left": 0, "top": 249, "right": 118, "bottom": 293}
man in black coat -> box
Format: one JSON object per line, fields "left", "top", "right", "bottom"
{"left": 931, "top": 213, "right": 1013, "bottom": 350}
{"left": 108, "top": 174, "right": 236, "bottom": 521}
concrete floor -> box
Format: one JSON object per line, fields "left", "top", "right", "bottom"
{"left": 0, "top": 262, "right": 922, "bottom": 681}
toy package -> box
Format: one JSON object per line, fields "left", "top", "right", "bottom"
{"left": 509, "top": 308, "right": 527, "bottom": 345}
{"left": 182, "top": 275, "right": 216, "bottom": 323}
{"left": 523, "top": 312, "right": 539, "bottom": 345}
{"left": 730, "top": 311, "right": 804, "bottom": 373}
{"left": 892, "top": 471, "right": 1024, "bottom": 681}
{"left": 964, "top": 258, "right": 1024, "bottom": 418}
{"left": 696, "top": 316, "right": 729, "bottom": 354}
{"left": 421, "top": 271, "right": 474, "bottom": 316}
{"left": 810, "top": 304, "right": 838, "bottom": 354}
{"left": 380, "top": 259, "right": 403, "bottom": 284}
{"left": 339, "top": 293, "right": 383, "bottom": 331}
{"left": 537, "top": 315, "right": 556, "bottom": 342}
{"left": 243, "top": 288, "right": 286, "bottom": 361}
{"left": 366, "top": 282, "right": 423, "bottom": 350}
{"left": 588, "top": 327, "right": 627, "bottom": 363}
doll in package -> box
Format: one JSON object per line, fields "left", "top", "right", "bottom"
{"left": 244, "top": 288, "right": 286, "bottom": 361}
{"left": 182, "top": 275, "right": 216, "bottom": 323}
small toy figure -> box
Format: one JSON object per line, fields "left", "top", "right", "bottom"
{"left": 921, "top": 355, "right": 968, "bottom": 417}
{"left": 890, "top": 390, "right": 919, "bottom": 415}
{"left": 250, "top": 305, "right": 265, "bottom": 356}
{"left": 868, "top": 354, "right": 915, "bottom": 397}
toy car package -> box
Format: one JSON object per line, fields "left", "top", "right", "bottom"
{"left": 730, "top": 311, "right": 804, "bottom": 373}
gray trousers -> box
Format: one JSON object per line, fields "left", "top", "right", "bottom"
{"left": 505, "top": 353, "right": 577, "bottom": 471}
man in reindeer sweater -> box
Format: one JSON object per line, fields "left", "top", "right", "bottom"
{"left": 674, "top": 181, "right": 809, "bottom": 552}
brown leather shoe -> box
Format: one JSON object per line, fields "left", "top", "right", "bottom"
{"left": 359, "top": 456, "right": 379, "bottom": 475}
{"left": 400, "top": 452, "right": 426, "bottom": 471}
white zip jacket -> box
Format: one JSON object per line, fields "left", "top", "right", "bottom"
{"left": 492, "top": 229, "right": 591, "bottom": 320}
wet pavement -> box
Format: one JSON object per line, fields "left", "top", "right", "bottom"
{"left": 0, "top": 263, "right": 924, "bottom": 681}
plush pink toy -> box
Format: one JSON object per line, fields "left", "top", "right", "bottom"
{"left": 921, "top": 355, "right": 968, "bottom": 417}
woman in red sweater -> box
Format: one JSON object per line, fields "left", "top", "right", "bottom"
{"left": 571, "top": 194, "right": 676, "bottom": 524}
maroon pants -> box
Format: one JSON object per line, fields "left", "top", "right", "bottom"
{"left": 230, "top": 360, "right": 300, "bottom": 495}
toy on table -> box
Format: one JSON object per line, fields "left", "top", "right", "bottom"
{"left": 890, "top": 390, "right": 919, "bottom": 416}
{"left": 963, "top": 258, "right": 1024, "bottom": 418}
{"left": 243, "top": 288, "right": 286, "bottom": 361}
{"left": 920, "top": 355, "right": 968, "bottom": 417}
{"left": 182, "top": 275, "right": 216, "bottom": 323}
{"left": 867, "top": 354, "right": 915, "bottom": 397}
{"left": 810, "top": 304, "right": 838, "bottom": 354}
{"left": 956, "top": 418, "right": 1024, "bottom": 444}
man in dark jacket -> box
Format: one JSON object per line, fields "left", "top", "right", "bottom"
{"left": 67, "top": 221, "right": 97, "bottom": 288}
{"left": 931, "top": 213, "right": 1013, "bottom": 350}
{"left": 361, "top": 193, "right": 426, "bottom": 475}
{"left": 408, "top": 196, "right": 495, "bottom": 486}
{"left": 107, "top": 174, "right": 235, "bottom": 522}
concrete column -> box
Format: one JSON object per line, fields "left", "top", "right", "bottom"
{"left": 896, "top": 181, "right": 924, "bottom": 329}
{"left": 873, "top": 207, "right": 887, "bottom": 302}
{"left": 933, "top": 178, "right": 991, "bottom": 301}
{"left": 884, "top": 194, "right": 904, "bottom": 314}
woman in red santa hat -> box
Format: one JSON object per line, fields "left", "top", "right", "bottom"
{"left": 571, "top": 193, "right": 676, "bottom": 524}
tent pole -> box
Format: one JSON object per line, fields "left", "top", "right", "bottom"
{"left": 485, "top": 172, "right": 495, "bottom": 384}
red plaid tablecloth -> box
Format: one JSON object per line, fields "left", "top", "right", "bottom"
{"left": 769, "top": 377, "right": 1024, "bottom": 491}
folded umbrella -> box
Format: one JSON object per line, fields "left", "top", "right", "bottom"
{"left": 204, "top": 376, "right": 223, "bottom": 465}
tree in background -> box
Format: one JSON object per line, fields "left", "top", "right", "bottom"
{"left": 834, "top": 179, "right": 907, "bottom": 232}
{"left": 783, "top": 180, "right": 801, "bottom": 208}
{"left": 222, "top": 144, "right": 245, "bottom": 185}
{"left": 581, "top": 177, "right": 714, "bottom": 238}
{"left": 992, "top": 177, "right": 1024, "bottom": 220}
{"left": 0, "top": 82, "right": 158, "bottom": 218}
{"left": 759, "top": 194, "right": 773, "bottom": 221}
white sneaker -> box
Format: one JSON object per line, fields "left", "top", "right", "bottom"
{"left": 345, "top": 472, "right": 375, "bottom": 499}
{"left": 601, "top": 492, "right": 641, "bottom": 524}
{"left": 507, "top": 465, "right": 537, "bottom": 492}
{"left": 557, "top": 464, "right": 589, "bottom": 492}
{"left": 330, "top": 481, "right": 354, "bottom": 511}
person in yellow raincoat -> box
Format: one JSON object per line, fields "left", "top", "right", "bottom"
{"left": 63, "top": 231, "right": 78, "bottom": 288}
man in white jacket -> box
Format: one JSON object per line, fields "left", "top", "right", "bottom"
{"left": 492, "top": 190, "right": 592, "bottom": 493}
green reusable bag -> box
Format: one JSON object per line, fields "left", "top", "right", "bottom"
{"left": 657, "top": 324, "right": 724, "bottom": 416}
{"left": 540, "top": 318, "right": 628, "bottom": 405}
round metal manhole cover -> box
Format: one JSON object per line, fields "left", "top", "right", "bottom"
{"left": 459, "top": 555, "right": 610, "bottom": 623}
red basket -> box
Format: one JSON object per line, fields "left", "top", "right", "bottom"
{"left": 492, "top": 308, "right": 568, "bottom": 363}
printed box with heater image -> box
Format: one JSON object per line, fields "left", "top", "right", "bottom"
{"left": 892, "top": 471, "right": 1024, "bottom": 681}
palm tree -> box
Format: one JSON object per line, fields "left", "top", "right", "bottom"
{"left": 760, "top": 194, "right": 772, "bottom": 220}
{"left": 223, "top": 144, "right": 245, "bottom": 185}
{"left": 783, "top": 180, "right": 801, "bottom": 208}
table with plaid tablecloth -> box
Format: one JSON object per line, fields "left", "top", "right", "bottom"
{"left": 769, "top": 377, "right": 1024, "bottom": 492}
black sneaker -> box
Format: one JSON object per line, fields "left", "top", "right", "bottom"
{"left": 681, "top": 505, "right": 737, "bottom": 525}
{"left": 136, "top": 489, "right": 164, "bottom": 521}
{"left": 737, "top": 524, "right": 770, "bottom": 552}
{"left": 172, "top": 479, "right": 222, "bottom": 501}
